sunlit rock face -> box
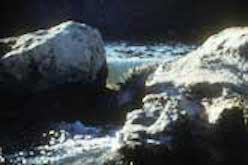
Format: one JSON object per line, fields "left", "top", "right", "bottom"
{"left": 110, "top": 27, "right": 248, "bottom": 164}
{"left": 0, "top": 21, "right": 107, "bottom": 93}
{"left": 0, "top": 21, "right": 110, "bottom": 124}
{"left": 147, "top": 27, "right": 248, "bottom": 124}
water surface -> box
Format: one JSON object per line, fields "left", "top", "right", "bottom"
{"left": 4, "top": 41, "right": 196, "bottom": 165}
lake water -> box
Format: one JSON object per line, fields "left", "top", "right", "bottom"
{"left": 3, "top": 41, "right": 196, "bottom": 165}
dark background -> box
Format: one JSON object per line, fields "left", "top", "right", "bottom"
{"left": 0, "top": 0, "right": 248, "bottom": 41}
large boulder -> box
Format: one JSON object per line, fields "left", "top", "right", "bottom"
{"left": 109, "top": 27, "right": 248, "bottom": 164}
{"left": 0, "top": 21, "right": 107, "bottom": 94}
{"left": 0, "top": 21, "right": 110, "bottom": 124}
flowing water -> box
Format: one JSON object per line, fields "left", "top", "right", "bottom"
{"left": 3, "top": 41, "right": 196, "bottom": 165}
{"left": 106, "top": 42, "right": 196, "bottom": 84}
{"left": 5, "top": 122, "right": 120, "bottom": 165}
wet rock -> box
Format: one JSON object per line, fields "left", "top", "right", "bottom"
{"left": 109, "top": 27, "right": 248, "bottom": 164}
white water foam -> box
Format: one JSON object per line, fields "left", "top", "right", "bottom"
{"left": 7, "top": 121, "right": 120, "bottom": 165}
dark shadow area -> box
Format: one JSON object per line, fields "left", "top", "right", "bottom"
{"left": 0, "top": 85, "right": 122, "bottom": 154}
{"left": 1, "top": 0, "right": 248, "bottom": 42}
{"left": 0, "top": 74, "right": 147, "bottom": 155}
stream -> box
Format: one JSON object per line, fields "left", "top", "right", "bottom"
{"left": 3, "top": 41, "right": 196, "bottom": 165}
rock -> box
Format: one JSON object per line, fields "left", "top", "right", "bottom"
{"left": 0, "top": 21, "right": 107, "bottom": 93}
{"left": 0, "top": 21, "right": 111, "bottom": 125}
{"left": 110, "top": 27, "right": 248, "bottom": 164}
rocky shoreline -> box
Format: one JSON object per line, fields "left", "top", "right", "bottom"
{"left": 1, "top": 21, "right": 248, "bottom": 164}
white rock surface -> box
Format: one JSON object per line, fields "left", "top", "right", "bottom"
{"left": 116, "top": 27, "right": 248, "bottom": 154}
{"left": 0, "top": 21, "right": 106, "bottom": 92}
{"left": 147, "top": 27, "right": 248, "bottom": 124}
